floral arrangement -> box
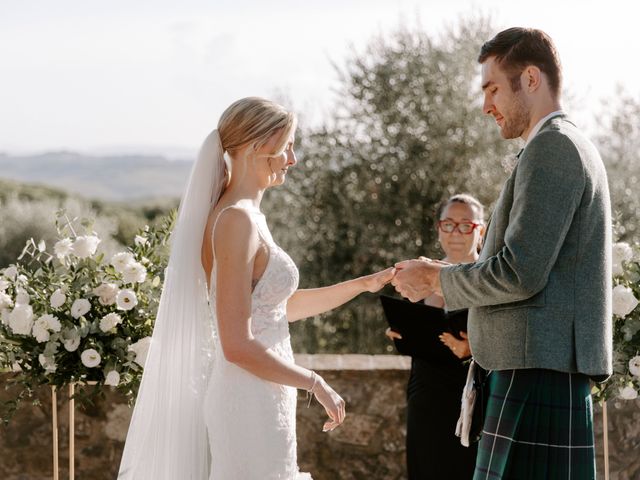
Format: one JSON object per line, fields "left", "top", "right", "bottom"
{"left": 592, "top": 241, "right": 640, "bottom": 403}
{"left": 0, "top": 211, "right": 174, "bottom": 421}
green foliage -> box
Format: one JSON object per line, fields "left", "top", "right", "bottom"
{"left": 264, "top": 18, "right": 518, "bottom": 353}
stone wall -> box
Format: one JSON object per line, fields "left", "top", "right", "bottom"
{"left": 0, "top": 355, "right": 637, "bottom": 479}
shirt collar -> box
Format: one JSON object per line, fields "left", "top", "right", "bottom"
{"left": 524, "top": 110, "right": 565, "bottom": 146}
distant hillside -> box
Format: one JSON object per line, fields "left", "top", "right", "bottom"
{"left": 0, "top": 151, "right": 192, "bottom": 201}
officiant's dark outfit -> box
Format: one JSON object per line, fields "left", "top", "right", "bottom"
{"left": 406, "top": 308, "right": 477, "bottom": 480}
{"left": 381, "top": 295, "right": 477, "bottom": 479}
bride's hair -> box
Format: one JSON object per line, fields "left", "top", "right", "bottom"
{"left": 218, "top": 97, "right": 297, "bottom": 158}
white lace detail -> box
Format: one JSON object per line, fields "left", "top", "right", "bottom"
{"left": 205, "top": 208, "right": 310, "bottom": 480}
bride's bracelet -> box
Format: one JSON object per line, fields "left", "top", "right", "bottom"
{"left": 306, "top": 371, "right": 319, "bottom": 408}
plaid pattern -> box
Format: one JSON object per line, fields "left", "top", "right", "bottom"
{"left": 473, "top": 369, "right": 596, "bottom": 480}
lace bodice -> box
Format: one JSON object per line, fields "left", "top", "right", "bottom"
{"left": 208, "top": 208, "right": 299, "bottom": 342}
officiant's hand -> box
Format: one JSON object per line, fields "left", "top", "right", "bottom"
{"left": 439, "top": 331, "right": 471, "bottom": 359}
{"left": 359, "top": 267, "right": 396, "bottom": 293}
{"left": 391, "top": 257, "right": 447, "bottom": 302}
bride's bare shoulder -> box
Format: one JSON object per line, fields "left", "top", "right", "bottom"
{"left": 211, "top": 206, "right": 258, "bottom": 250}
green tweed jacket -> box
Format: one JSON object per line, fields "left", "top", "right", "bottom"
{"left": 440, "top": 115, "right": 613, "bottom": 377}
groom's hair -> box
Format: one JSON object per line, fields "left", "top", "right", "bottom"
{"left": 478, "top": 27, "right": 562, "bottom": 97}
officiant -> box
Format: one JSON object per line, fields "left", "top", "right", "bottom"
{"left": 385, "top": 193, "right": 485, "bottom": 479}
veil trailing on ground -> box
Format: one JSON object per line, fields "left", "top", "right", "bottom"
{"left": 118, "top": 129, "right": 227, "bottom": 479}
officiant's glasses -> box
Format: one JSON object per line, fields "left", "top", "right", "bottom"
{"left": 438, "top": 220, "right": 482, "bottom": 235}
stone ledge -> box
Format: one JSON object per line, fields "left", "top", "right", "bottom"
{"left": 294, "top": 354, "right": 411, "bottom": 370}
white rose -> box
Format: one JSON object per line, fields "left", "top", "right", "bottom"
{"left": 40, "top": 313, "right": 61, "bottom": 332}
{"left": 92, "top": 283, "right": 118, "bottom": 306}
{"left": 619, "top": 385, "right": 639, "bottom": 400}
{"left": 32, "top": 318, "right": 50, "bottom": 343}
{"left": 99, "top": 312, "right": 123, "bottom": 333}
{"left": 0, "top": 292, "right": 13, "bottom": 310}
{"left": 129, "top": 336, "right": 151, "bottom": 367}
{"left": 54, "top": 238, "right": 74, "bottom": 259}
{"left": 71, "top": 298, "right": 91, "bottom": 319}
{"left": 50, "top": 289, "right": 66, "bottom": 309}
{"left": 111, "top": 252, "right": 135, "bottom": 273}
{"left": 612, "top": 242, "right": 634, "bottom": 277}
{"left": 116, "top": 289, "right": 138, "bottom": 311}
{"left": 629, "top": 356, "right": 640, "bottom": 377}
{"left": 64, "top": 336, "right": 81, "bottom": 352}
{"left": 38, "top": 354, "right": 57, "bottom": 373}
{"left": 134, "top": 235, "right": 148, "bottom": 246}
{"left": 15, "top": 290, "right": 30, "bottom": 305}
{"left": 80, "top": 348, "right": 101, "bottom": 368}
{"left": 1, "top": 308, "right": 11, "bottom": 326}
{"left": 8, "top": 304, "right": 34, "bottom": 335}
{"left": 122, "top": 262, "right": 147, "bottom": 284}
{"left": 612, "top": 285, "right": 640, "bottom": 317}
{"left": 0, "top": 278, "right": 10, "bottom": 291}
{"left": 72, "top": 235, "right": 100, "bottom": 259}
{"left": 2, "top": 266, "right": 18, "bottom": 280}
{"left": 104, "top": 370, "right": 120, "bottom": 387}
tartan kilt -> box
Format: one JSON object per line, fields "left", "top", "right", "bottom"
{"left": 473, "top": 369, "right": 596, "bottom": 480}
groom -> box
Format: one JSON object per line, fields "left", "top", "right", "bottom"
{"left": 392, "top": 28, "right": 612, "bottom": 479}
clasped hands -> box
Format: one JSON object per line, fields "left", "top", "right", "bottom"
{"left": 360, "top": 256, "right": 450, "bottom": 303}
{"left": 390, "top": 256, "right": 450, "bottom": 302}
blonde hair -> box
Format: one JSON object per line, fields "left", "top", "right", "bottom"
{"left": 218, "top": 97, "right": 297, "bottom": 159}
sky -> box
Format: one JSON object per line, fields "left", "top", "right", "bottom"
{"left": 1, "top": 0, "right": 638, "bottom": 157}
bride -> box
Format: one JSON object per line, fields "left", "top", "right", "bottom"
{"left": 118, "top": 97, "right": 394, "bottom": 479}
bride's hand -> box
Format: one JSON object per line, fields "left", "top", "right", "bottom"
{"left": 360, "top": 267, "right": 396, "bottom": 293}
{"left": 312, "top": 376, "right": 346, "bottom": 432}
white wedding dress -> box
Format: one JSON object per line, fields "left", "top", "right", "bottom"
{"left": 204, "top": 208, "right": 312, "bottom": 479}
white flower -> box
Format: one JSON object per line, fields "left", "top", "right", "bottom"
{"left": 0, "top": 278, "right": 10, "bottom": 291}
{"left": 38, "top": 354, "right": 57, "bottom": 373}
{"left": 92, "top": 283, "right": 118, "bottom": 306}
{"left": 15, "top": 290, "right": 30, "bottom": 305}
{"left": 8, "top": 304, "right": 34, "bottom": 335}
{"left": 2, "top": 266, "right": 18, "bottom": 280}
{"left": 71, "top": 298, "right": 91, "bottom": 319}
{"left": 72, "top": 235, "right": 100, "bottom": 259}
{"left": 80, "top": 348, "right": 101, "bottom": 368}
{"left": 104, "top": 370, "right": 120, "bottom": 387}
{"left": 122, "top": 262, "right": 147, "bottom": 284}
{"left": 129, "top": 336, "right": 151, "bottom": 367}
{"left": 111, "top": 252, "right": 135, "bottom": 273}
{"left": 99, "top": 312, "right": 123, "bottom": 333}
{"left": 116, "top": 289, "right": 138, "bottom": 311}
{"left": 11, "top": 362, "right": 22, "bottom": 372}
{"left": 612, "top": 285, "right": 639, "bottom": 317}
{"left": 50, "top": 289, "right": 66, "bottom": 309}
{"left": 42, "top": 313, "right": 61, "bottom": 332}
{"left": 54, "top": 238, "right": 74, "bottom": 259}
{"left": 32, "top": 317, "right": 51, "bottom": 343}
{"left": 629, "top": 356, "right": 640, "bottom": 377}
{"left": 619, "top": 385, "right": 639, "bottom": 400}
{"left": 612, "top": 242, "right": 634, "bottom": 277}
{"left": 64, "top": 336, "right": 81, "bottom": 352}
{"left": 93, "top": 283, "right": 118, "bottom": 306}
{"left": 134, "top": 235, "right": 148, "bottom": 246}
{"left": 0, "top": 292, "right": 13, "bottom": 310}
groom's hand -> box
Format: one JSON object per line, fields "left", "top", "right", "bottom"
{"left": 391, "top": 258, "right": 444, "bottom": 302}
